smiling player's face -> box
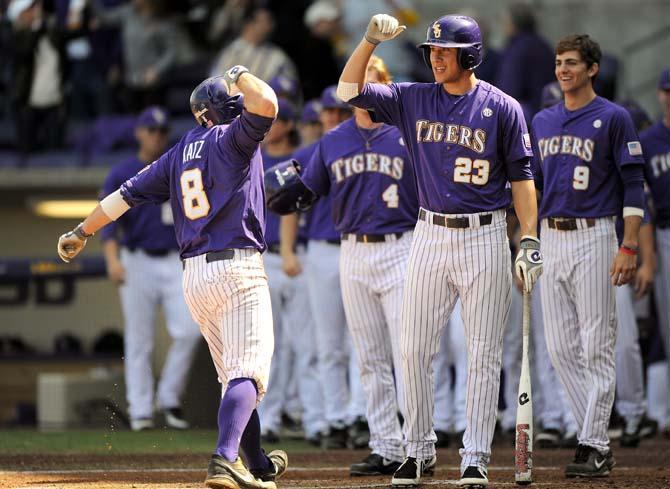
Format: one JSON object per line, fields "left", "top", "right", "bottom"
{"left": 555, "top": 50, "right": 598, "bottom": 95}
{"left": 429, "top": 46, "right": 464, "bottom": 84}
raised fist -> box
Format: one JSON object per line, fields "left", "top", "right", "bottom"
{"left": 365, "top": 14, "right": 406, "bottom": 45}
{"left": 57, "top": 224, "right": 92, "bottom": 263}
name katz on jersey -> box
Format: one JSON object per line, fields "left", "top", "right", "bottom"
{"left": 415, "top": 120, "right": 486, "bottom": 153}
{"left": 331, "top": 152, "right": 404, "bottom": 183}
{"left": 183, "top": 140, "right": 205, "bottom": 162}
{"left": 537, "top": 135, "right": 595, "bottom": 162}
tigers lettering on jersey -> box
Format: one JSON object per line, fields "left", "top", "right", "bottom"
{"left": 537, "top": 136, "right": 595, "bottom": 162}
{"left": 182, "top": 140, "right": 205, "bottom": 162}
{"left": 415, "top": 120, "right": 486, "bottom": 153}
{"left": 331, "top": 152, "right": 404, "bottom": 183}
{"left": 649, "top": 151, "right": 670, "bottom": 178}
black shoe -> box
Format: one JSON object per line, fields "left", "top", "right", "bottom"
{"left": 561, "top": 430, "right": 578, "bottom": 449}
{"left": 348, "top": 416, "right": 370, "bottom": 449}
{"left": 536, "top": 428, "right": 562, "bottom": 449}
{"left": 163, "top": 408, "right": 189, "bottom": 430}
{"left": 565, "top": 444, "right": 615, "bottom": 478}
{"left": 322, "top": 425, "right": 348, "bottom": 449}
{"left": 250, "top": 449, "right": 288, "bottom": 482}
{"left": 350, "top": 453, "right": 401, "bottom": 476}
{"left": 620, "top": 417, "right": 641, "bottom": 448}
{"left": 639, "top": 415, "right": 659, "bottom": 439}
{"left": 435, "top": 430, "right": 449, "bottom": 448}
{"left": 459, "top": 465, "right": 488, "bottom": 487}
{"left": 261, "top": 430, "right": 280, "bottom": 444}
{"left": 391, "top": 456, "right": 436, "bottom": 486}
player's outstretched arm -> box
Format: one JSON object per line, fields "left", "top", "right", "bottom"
{"left": 280, "top": 214, "right": 302, "bottom": 277}
{"left": 57, "top": 189, "right": 130, "bottom": 263}
{"left": 338, "top": 14, "right": 405, "bottom": 100}
{"left": 512, "top": 179, "right": 542, "bottom": 293}
{"left": 235, "top": 70, "right": 278, "bottom": 119}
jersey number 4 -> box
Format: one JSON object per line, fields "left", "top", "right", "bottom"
{"left": 180, "top": 168, "right": 211, "bottom": 220}
{"left": 454, "top": 157, "right": 490, "bottom": 185}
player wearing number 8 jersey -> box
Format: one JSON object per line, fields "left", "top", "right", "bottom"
{"left": 530, "top": 35, "right": 645, "bottom": 478}
{"left": 57, "top": 68, "right": 288, "bottom": 489}
{"left": 338, "top": 13, "right": 541, "bottom": 488}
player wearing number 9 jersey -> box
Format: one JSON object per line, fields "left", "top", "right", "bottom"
{"left": 338, "top": 13, "right": 541, "bottom": 488}
{"left": 57, "top": 69, "right": 289, "bottom": 489}
{"left": 530, "top": 35, "right": 645, "bottom": 478}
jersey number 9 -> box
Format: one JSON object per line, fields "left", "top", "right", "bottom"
{"left": 454, "top": 157, "right": 490, "bottom": 185}
{"left": 181, "top": 168, "right": 211, "bottom": 220}
{"left": 572, "top": 165, "right": 590, "bottom": 190}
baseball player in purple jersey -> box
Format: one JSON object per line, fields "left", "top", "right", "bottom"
{"left": 273, "top": 56, "right": 420, "bottom": 476}
{"left": 259, "top": 99, "right": 325, "bottom": 444}
{"left": 531, "top": 35, "right": 646, "bottom": 478}
{"left": 338, "top": 14, "right": 542, "bottom": 488}
{"left": 100, "top": 106, "right": 201, "bottom": 432}
{"left": 57, "top": 68, "right": 287, "bottom": 489}
{"left": 640, "top": 68, "right": 670, "bottom": 403}
{"left": 280, "top": 86, "right": 369, "bottom": 450}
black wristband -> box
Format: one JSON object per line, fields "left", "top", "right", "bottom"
{"left": 74, "top": 223, "right": 93, "bottom": 239}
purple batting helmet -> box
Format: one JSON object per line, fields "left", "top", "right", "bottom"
{"left": 190, "top": 76, "right": 244, "bottom": 127}
{"left": 320, "top": 85, "right": 351, "bottom": 110}
{"left": 418, "top": 15, "right": 483, "bottom": 71}
{"left": 301, "top": 99, "right": 322, "bottom": 123}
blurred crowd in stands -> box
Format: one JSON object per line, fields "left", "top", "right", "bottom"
{"left": 0, "top": 0, "right": 624, "bottom": 165}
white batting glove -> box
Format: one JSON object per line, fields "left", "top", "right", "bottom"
{"left": 514, "top": 235, "right": 543, "bottom": 293}
{"left": 57, "top": 223, "right": 92, "bottom": 263}
{"left": 365, "top": 14, "right": 406, "bottom": 45}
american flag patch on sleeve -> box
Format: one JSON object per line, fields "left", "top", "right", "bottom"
{"left": 627, "top": 141, "right": 642, "bottom": 156}
{"left": 523, "top": 133, "right": 531, "bottom": 149}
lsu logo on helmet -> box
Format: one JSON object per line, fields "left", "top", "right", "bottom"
{"left": 432, "top": 21, "right": 441, "bottom": 38}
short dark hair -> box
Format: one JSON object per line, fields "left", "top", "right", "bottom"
{"left": 509, "top": 3, "right": 536, "bottom": 33}
{"left": 555, "top": 34, "right": 602, "bottom": 69}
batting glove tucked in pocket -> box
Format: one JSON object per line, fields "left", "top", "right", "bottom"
{"left": 514, "top": 235, "right": 543, "bottom": 293}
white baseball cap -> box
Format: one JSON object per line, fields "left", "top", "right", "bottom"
{"left": 304, "top": 0, "right": 339, "bottom": 29}
{"left": 7, "top": 0, "right": 37, "bottom": 23}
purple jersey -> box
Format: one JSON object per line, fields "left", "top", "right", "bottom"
{"left": 293, "top": 142, "right": 340, "bottom": 241}
{"left": 120, "top": 110, "right": 274, "bottom": 258}
{"left": 640, "top": 120, "right": 670, "bottom": 224}
{"left": 531, "top": 97, "right": 645, "bottom": 219}
{"left": 262, "top": 150, "right": 294, "bottom": 247}
{"left": 349, "top": 81, "right": 532, "bottom": 214}
{"left": 99, "top": 156, "right": 179, "bottom": 251}
{"left": 300, "top": 118, "right": 417, "bottom": 234}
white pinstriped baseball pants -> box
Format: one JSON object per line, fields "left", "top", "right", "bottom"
{"left": 339, "top": 231, "right": 413, "bottom": 462}
{"left": 655, "top": 228, "right": 670, "bottom": 377}
{"left": 540, "top": 217, "right": 617, "bottom": 453}
{"left": 401, "top": 208, "right": 511, "bottom": 471}
{"left": 182, "top": 250, "right": 274, "bottom": 401}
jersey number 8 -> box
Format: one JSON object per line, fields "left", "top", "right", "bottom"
{"left": 181, "top": 168, "right": 211, "bottom": 220}
{"left": 454, "top": 157, "right": 490, "bottom": 185}
{"left": 573, "top": 165, "right": 590, "bottom": 190}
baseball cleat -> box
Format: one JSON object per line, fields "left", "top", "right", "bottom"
{"left": 458, "top": 465, "right": 488, "bottom": 487}
{"left": 350, "top": 452, "right": 401, "bottom": 476}
{"left": 205, "top": 455, "right": 277, "bottom": 489}
{"left": 536, "top": 427, "right": 562, "bottom": 449}
{"left": 163, "top": 408, "right": 190, "bottom": 430}
{"left": 391, "top": 455, "right": 436, "bottom": 486}
{"left": 130, "top": 418, "right": 155, "bottom": 432}
{"left": 250, "top": 450, "right": 288, "bottom": 482}
{"left": 565, "top": 445, "right": 615, "bottom": 478}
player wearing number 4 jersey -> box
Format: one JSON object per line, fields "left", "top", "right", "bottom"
{"left": 268, "top": 55, "right": 418, "bottom": 476}
{"left": 531, "top": 35, "right": 645, "bottom": 478}
{"left": 57, "top": 68, "right": 288, "bottom": 489}
{"left": 338, "top": 13, "right": 542, "bottom": 488}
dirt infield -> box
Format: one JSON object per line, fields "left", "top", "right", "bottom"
{"left": 1, "top": 438, "right": 669, "bottom": 488}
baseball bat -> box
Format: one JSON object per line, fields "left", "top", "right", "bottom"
{"left": 515, "top": 290, "right": 533, "bottom": 485}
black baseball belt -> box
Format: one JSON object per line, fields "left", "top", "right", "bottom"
{"left": 418, "top": 209, "right": 492, "bottom": 228}
{"left": 547, "top": 217, "right": 596, "bottom": 231}
{"left": 341, "top": 232, "right": 404, "bottom": 243}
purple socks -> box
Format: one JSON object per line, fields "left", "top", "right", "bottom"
{"left": 215, "top": 378, "right": 270, "bottom": 472}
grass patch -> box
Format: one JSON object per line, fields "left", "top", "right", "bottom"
{"left": 0, "top": 429, "right": 313, "bottom": 455}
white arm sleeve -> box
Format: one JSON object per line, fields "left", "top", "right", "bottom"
{"left": 100, "top": 189, "right": 131, "bottom": 221}
{"left": 622, "top": 207, "right": 644, "bottom": 218}
{"left": 336, "top": 81, "right": 360, "bottom": 102}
